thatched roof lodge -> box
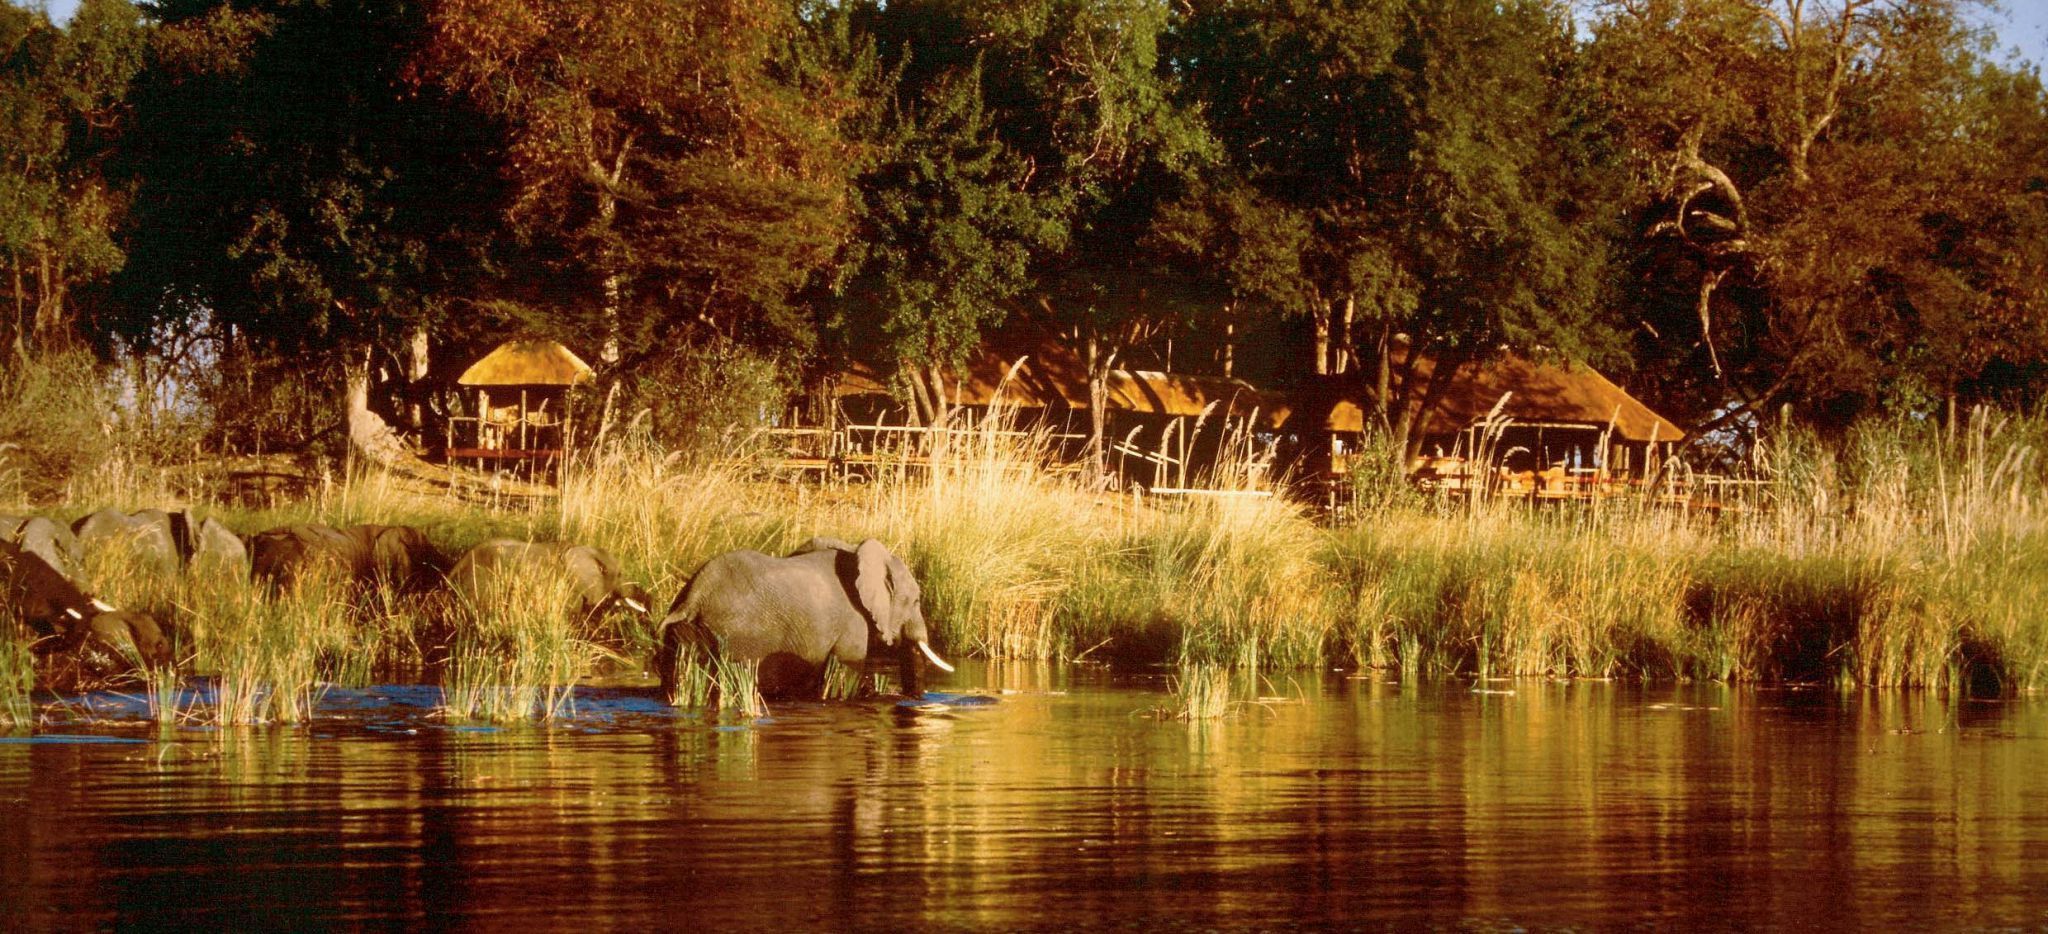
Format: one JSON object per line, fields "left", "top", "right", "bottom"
{"left": 456, "top": 339, "right": 596, "bottom": 388}
{"left": 1279, "top": 344, "right": 1685, "bottom": 494}
{"left": 830, "top": 340, "right": 1277, "bottom": 489}
{"left": 835, "top": 343, "right": 1273, "bottom": 424}
{"left": 447, "top": 339, "right": 595, "bottom": 480}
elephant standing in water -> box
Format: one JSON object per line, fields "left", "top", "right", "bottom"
{"left": 248, "top": 523, "right": 447, "bottom": 595}
{"left": 657, "top": 537, "right": 952, "bottom": 704}
{"left": 448, "top": 539, "right": 652, "bottom": 622}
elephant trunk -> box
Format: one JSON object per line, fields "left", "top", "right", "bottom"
{"left": 898, "top": 640, "right": 952, "bottom": 699}
{"left": 898, "top": 645, "right": 925, "bottom": 699}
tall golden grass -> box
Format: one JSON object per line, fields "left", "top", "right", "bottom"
{"left": 4, "top": 401, "right": 2046, "bottom": 724}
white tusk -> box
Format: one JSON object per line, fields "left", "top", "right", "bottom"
{"left": 622, "top": 597, "right": 648, "bottom": 614}
{"left": 90, "top": 598, "right": 116, "bottom": 612}
{"left": 67, "top": 608, "right": 84, "bottom": 620}
{"left": 917, "top": 640, "right": 955, "bottom": 673}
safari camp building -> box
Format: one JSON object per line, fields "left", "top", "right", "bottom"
{"left": 816, "top": 338, "right": 1276, "bottom": 492}
{"left": 1278, "top": 343, "right": 1686, "bottom": 500}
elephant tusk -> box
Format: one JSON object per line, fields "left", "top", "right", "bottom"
{"left": 622, "top": 597, "right": 648, "bottom": 614}
{"left": 917, "top": 640, "right": 955, "bottom": 673}
{"left": 90, "top": 598, "right": 117, "bottom": 612}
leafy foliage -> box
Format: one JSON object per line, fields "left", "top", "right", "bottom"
{"left": 0, "top": 0, "right": 144, "bottom": 352}
{"left": 1, "top": 0, "right": 2046, "bottom": 458}
{"left": 412, "top": 0, "right": 861, "bottom": 365}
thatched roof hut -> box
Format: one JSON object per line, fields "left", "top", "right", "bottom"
{"left": 447, "top": 340, "right": 593, "bottom": 481}
{"left": 457, "top": 340, "right": 595, "bottom": 388}
{"left": 1280, "top": 347, "right": 1684, "bottom": 444}
{"left": 837, "top": 343, "right": 1275, "bottom": 423}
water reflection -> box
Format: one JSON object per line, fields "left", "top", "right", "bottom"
{"left": 1, "top": 670, "right": 2044, "bottom": 928}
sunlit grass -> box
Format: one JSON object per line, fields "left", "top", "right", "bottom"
{"left": 8, "top": 397, "right": 2048, "bottom": 719}
{"left": 441, "top": 564, "right": 594, "bottom": 723}
{"left": 1, "top": 613, "right": 33, "bottom": 728}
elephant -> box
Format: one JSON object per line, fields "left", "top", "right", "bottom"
{"left": 0, "top": 515, "right": 82, "bottom": 580}
{"left": 2, "top": 539, "right": 173, "bottom": 683}
{"left": 189, "top": 516, "right": 250, "bottom": 578}
{"left": 248, "top": 523, "right": 448, "bottom": 595}
{"left": 72, "top": 508, "right": 186, "bottom": 580}
{"left": 656, "top": 537, "right": 953, "bottom": 704}
{"left": 448, "top": 538, "right": 652, "bottom": 623}
{"left": 71, "top": 508, "right": 251, "bottom": 582}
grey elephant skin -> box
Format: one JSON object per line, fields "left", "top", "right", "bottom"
{"left": 249, "top": 523, "right": 448, "bottom": 594}
{"left": 70, "top": 508, "right": 247, "bottom": 579}
{"left": 449, "top": 539, "right": 652, "bottom": 622}
{"left": 72, "top": 508, "right": 185, "bottom": 579}
{"left": 657, "top": 537, "right": 951, "bottom": 703}
{"left": 2, "top": 539, "right": 172, "bottom": 686}
{"left": 0, "top": 515, "right": 82, "bottom": 580}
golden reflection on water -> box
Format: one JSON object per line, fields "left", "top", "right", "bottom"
{"left": 0, "top": 671, "right": 2044, "bottom": 928}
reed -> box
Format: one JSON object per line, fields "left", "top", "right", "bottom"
{"left": 1169, "top": 661, "right": 1234, "bottom": 720}
{"left": 0, "top": 614, "right": 32, "bottom": 728}
{"left": 13, "top": 389, "right": 2048, "bottom": 710}
{"left": 440, "top": 562, "right": 593, "bottom": 722}
{"left": 191, "top": 574, "right": 351, "bottom": 724}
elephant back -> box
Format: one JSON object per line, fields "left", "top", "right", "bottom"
{"left": 72, "top": 508, "right": 183, "bottom": 580}
{"left": 349, "top": 525, "right": 447, "bottom": 593}
{"left": 446, "top": 538, "right": 539, "bottom": 608}
{"left": 2, "top": 515, "right": 82, "bottom": 581}
{"left": 190, "top": 518, "right": 249, "bottom": 579}
{"left": 248, "top": 524, "right": 355, "bottom": 589}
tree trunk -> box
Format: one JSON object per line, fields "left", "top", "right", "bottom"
{"left": 33, "top": 247, "right": 66, "bottom": 345}
{"left": 347, "top": 347, "right": 418, "bottom": 470}
{"left": 1334, "top": 293, "right": 1354, "bottom": 375}
{"left": 1086, "top": 332, "right": 1107, "bottom": 483}
{"left": 1221, "top": 318, "right": 1235, "bottom": 379}
{"left": 1312, "top": 306, "right": 1331, "bottom": 376}
{"left": 1374, "top": 325, "right": 1393, "bottom": 431}
{"left": 407, "top": 325, "right": 432, "bottom": 432}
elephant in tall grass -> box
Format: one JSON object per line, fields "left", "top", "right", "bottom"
{"left": 2, "top": 539, "right": 173, "bottom": 685}
{"left": 71, "top": 508, "right": 248, "bottom": 579}
{"left": 0, "top": 515, "right": 81, "bottom": 580}
{"left": 448, "top": 539, "right": 652, "bottom": 622}
{"left": 248, "top": 523, "right": 448, "bottom": 595}
{"left": 656, "top": 537, "right": 952, "bottom": 704}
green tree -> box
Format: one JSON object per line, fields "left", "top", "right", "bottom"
{"left": 845, "top": 0, "right": 1215, "bottom": 470}
{"left": 1587, "top": 0, "right": 2048, "bottom": 429}
{"left": 411, "top": 0, "right": 860, "bottom": 373}
{"left": 825, "top": 54, "right": 1053, "bottom": 386}
{"left": 1175, "top": 0, "right": 1625, "bottom": 454}
{"left": 0, "top": 0, "right": 144, "bottom": 354}
{"left": 114, "top": 0, "right": 507, "bottom": 451}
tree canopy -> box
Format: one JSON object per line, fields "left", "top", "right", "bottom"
{"left": 8, "top": 0, "right": 2046, "bottom": 450}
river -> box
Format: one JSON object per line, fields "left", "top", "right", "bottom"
{"left": 3, "top": 665, "right": 2045, "bottom": 929}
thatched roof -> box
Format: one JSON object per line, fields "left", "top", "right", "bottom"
{"left": 458, "top": 340, "right": 596, "bottom": 388}
{"left": 1279, "top": 347, "right": 1685, "bottom": 443}
{"left": 838, "top": 343, "right": 1275, "bottom": 423}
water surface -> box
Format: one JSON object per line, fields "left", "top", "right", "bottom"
{"left": 3, "top": 667, "right": 2045, "bottom": 929}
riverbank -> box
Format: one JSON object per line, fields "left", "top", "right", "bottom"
{"left": 6, "top": 407, "right": 2047, "bottom": 725}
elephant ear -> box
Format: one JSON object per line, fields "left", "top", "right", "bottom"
{"left": 854, "top": 538, "right": 897, "bottom": 644}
